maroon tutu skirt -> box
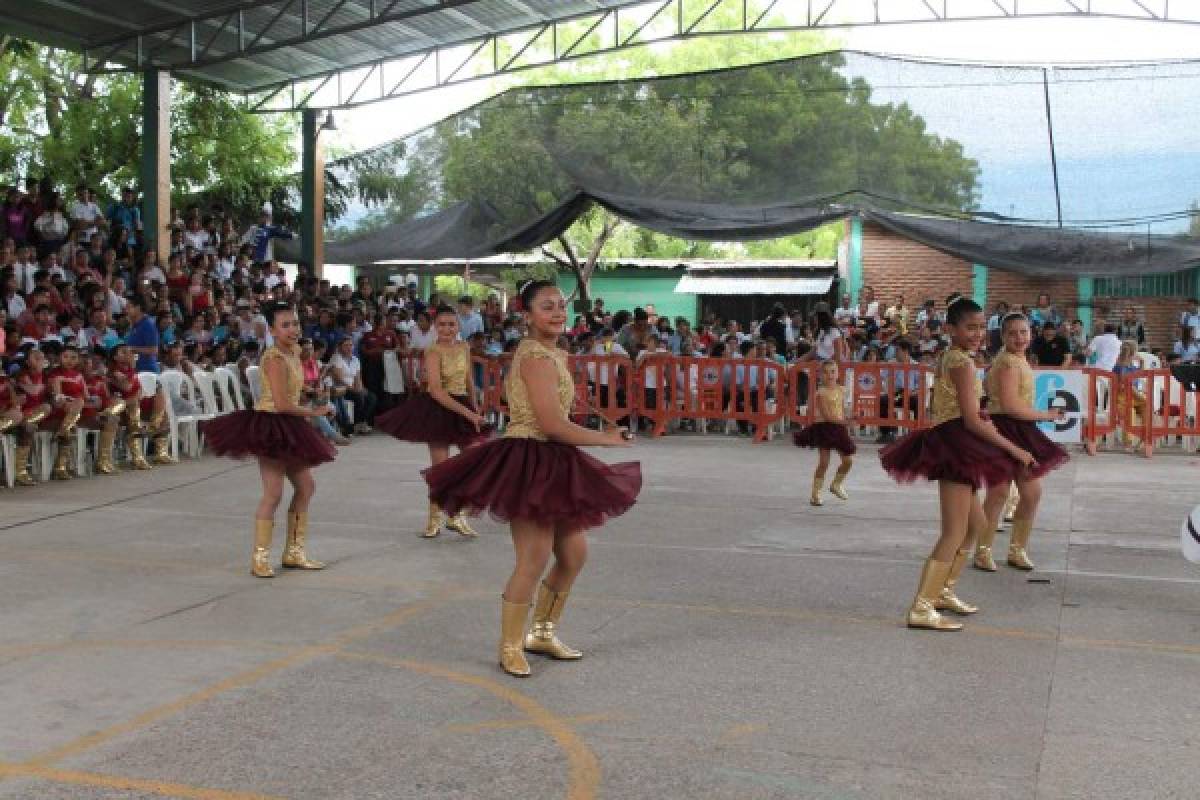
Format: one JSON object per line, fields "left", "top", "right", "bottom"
{"left": 202, "top": 410, "right": 337, "bottom": 469}
{"left": 375, "top": 392, "right": 492, "bottom": 448}
{"left": 793, "top": 422, "right": 857, "bottom": 456}
{"left": 879, "top": 417, "right": 1021, "bottom": 490}
{"left": 990, "top": 414, "right": 1069, "bottom": 479}
{"left": 423, "top": 437, "right": 642, "bottom": 530}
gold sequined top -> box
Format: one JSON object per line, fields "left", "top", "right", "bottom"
{"left": 931, "top": 347, "right": 983, "bottom": 425}
{"left": 429, "top": 342, "right": 470, "bottom": 396}
{"left": 504, "top": 339, "right": 573, "bottom": 441}
{"left": 985, "top": 350, "right": 1034, "bottom": 413}
{"left": 255, "top": 345, "right": 304, "bottom": 413}
{"left": 814, "top": 385, "right": 845, "bottom": 422}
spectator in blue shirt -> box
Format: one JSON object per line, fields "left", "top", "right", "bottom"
{"left": 106, "top": 187, "right": 143, "bottom": 249}
{"left": 878, "top": 338, "right": 923, "bottom": 443}
{"left": 241, "top": 210, "right": 294, "bottom": 264}
{"left": 125, "top": 295, "right": 160, "bottom": 373}
{"left": 457, "top": 295, "right": 484, "bottom": 340}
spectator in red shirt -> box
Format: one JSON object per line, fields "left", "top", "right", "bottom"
{"left": 360, "top": 312, "right": 398, "bottom": 411}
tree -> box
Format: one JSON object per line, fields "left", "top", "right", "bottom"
{"left": 339, "top": 10, "right": 980, "bottom": 304}
{"left": 0, "top": 40, "right": 296, "bottom": 222}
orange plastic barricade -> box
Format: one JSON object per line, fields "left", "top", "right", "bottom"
{"left": 471, "top": 354, "right": 507, "bottom": 418}
{"left": 1132, "top": 368, "right": 1200, "bottom": 457}
{"left": 1082, "top": 367, "right": 1119, "bottom": 455}
{"left": 566, "top": 354, "right": 634, "bottom": 428}
{"left": 632, "top": 353, "right": 676, "bottom": 436}
{"left": 658, "top": 357, "right": 783, "bottom": 441}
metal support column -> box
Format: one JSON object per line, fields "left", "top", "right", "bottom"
{"left": 140, "top": 69, "right": 171, "bottom": 263}
{"left": 301, "top": 109, "right": 326, "bottom": 278}
{"left": 847, "top": 216, "right": 864, "bottom": 304}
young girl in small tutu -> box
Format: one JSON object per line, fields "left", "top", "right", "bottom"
{"left": 424, "top": 281, "right": 640, "bottom": 677}
{"left": 374, "top": 305, "right": 490, "bottom": 538}
{"left": 203, "top": 302, "right": 338, "bottom": 578}
{"left": 794, "top": 359, "right": 855, "bottom": 506}
{"left": 975, "top": 313, "right": 1068, "bottom": 572}
{"left": 880, "top": 298, "right": 1035, "bottom": 631}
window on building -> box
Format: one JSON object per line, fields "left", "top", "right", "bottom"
{"left": 1094, "top": 269, "right": 1198, "bottom": 298}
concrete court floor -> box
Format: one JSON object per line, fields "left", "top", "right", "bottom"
{"left": 1, "top": 433, "right": 1198, "bottom": 800}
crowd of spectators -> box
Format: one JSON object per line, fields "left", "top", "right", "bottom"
{"left": 4, "top": 176, "right": 1195, "bottom": 457}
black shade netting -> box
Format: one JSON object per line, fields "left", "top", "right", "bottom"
{"left": 288, "top": 51, "right": 1200, "bottom": 275}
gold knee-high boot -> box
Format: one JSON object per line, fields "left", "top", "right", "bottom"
{"left": 907, "top": 558, "right": 963, "bottom": 631}
{"left": 974, "top": 517, "right": 999, "bottom": 571}
{"left": 525, "top": 582, "right": 583, "bottom": 660}
{"left": 444, "top": 511, "right": 478, "bottom": 537}
{"left": 499, "top": 598, "right": 532, "bottom": 677}
{"left": 810, "top": 469, "right": 826, "bottom": 506}
{"left": 1008, "top": 519, "right": 1036, "bottom": 570}
{"left": 829, "top": 462, "right": 852, "bottom": 500}
{"left": 1003, "top": 483, "right": 1019, "bottom": 523}
{"left": 422, "top": 501, "right": 444, "bottom": 538}
{"left": 94, "top": 400, "right": 125, "bottom": 475}
{"left": 52, "top": 408, "right": 82, "bottom": 480}
{"left": 934, "top": 548, "right": 979, "bottom": 615}
{"left": 13, "top": 443, "right": 36, "bottom": 486}
{"left": 0, "top": 416, "right": 13, "bottom": 435}
{"left": 252, "top": 519, "right": 275, "bottom": 578}
{"left": 148, "top": 407, "right": 176, "bottom": 465}
{"left": 124, "top": 404, "right": 151, "bottom": 470}
{"left": 282, "top": 511, "right": 325, "bottom": 569}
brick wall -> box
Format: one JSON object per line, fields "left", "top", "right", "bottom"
{"left": 860, "top": 223, "right": 974, "bottom": 310}
{"left": 1091, "top": 297, "right": 1188, "bottom": 353}
{"left": 859, "top": 224, "right": 1184, "bottom": 352}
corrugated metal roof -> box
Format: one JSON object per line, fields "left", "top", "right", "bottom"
{"left": 0, "top": 0, "right": 651, "bottom": 95}
{"left": 675, "top": 274, "right": 835, "bottom": 296}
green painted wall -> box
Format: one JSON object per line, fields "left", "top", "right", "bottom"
{"left": 557, "top": 268, "right": 698, "bottom": 325}
{"left": 1077, "top": 276, "right": 1094, "bottom": 334}
{"left": 972, "top": 264, "right": 988, "bottom": 307}
{"left": 847, "top": 216, "right": 864, "bottom": 304}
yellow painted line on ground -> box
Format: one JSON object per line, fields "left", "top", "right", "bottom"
{"left": 444, "top": 712, "right": 622, "bottom": 734}
{"left": 339, "top": 651, "right": 601, "bottom": 800}
{"left": 19, "top": 588, "right": 467, "bottom": 771}
{"left": 717, "top": 722, "right": 767, "bottom": 745}
{"left": 0, "top": 763, "right": 281, "bottom": 800}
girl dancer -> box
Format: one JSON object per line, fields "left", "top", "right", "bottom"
{"left": 793, "top": 360, "right": 855, "bottom": 506}
{"left": 375, "top": 305, "right": 490, "bottom": 538}
{"left": 975, "top": 313, "right": 1068, "bottom": 571}
{"left": 424, "top": 281, "right": 640, "bottom": 678}
{"left": 203, "top": 302, "right": 338, "bottom": 578}
{"left": 107, "top": 344, "right": 152, "bottom": 470}
{"left": 880, "top": 298, "right": 1035, "bottom": 631}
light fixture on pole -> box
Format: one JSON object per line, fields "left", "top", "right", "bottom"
{"left": 318, "top": 111, "right": 338, "bottom": 133}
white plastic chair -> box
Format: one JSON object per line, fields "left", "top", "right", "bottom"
{"left": 0, "top": 432, "right": 15, "bottom": 487}
{"left": 156, "top": 370, "right": 207, "bottom": 459}
{"left": 213, "top": 367, "right": 244, "bottom": 411}
{"left": 246, "top": 366, "right": 263, "bottom": 405}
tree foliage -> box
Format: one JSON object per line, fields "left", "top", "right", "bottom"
{"left": 335, "top": 10, "right": 980, "bottom": 301}
{"left": 0, "top": 39, "right": 296, "bottom": 220}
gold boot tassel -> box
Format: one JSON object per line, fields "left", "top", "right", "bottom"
{"left": 499, "top": 598, "right": 532, "bottom": 677}
{"left": 251, "top": 519, "right": 275, "bottom": 578}
{"left": 524, "top": 582, "right": 582, "bottom": 660}
{"left": 51, "top": 409, "right": 80, "bottom": 481}
{"left": 1008, "top": 519, "right": 1036, "bottom": 570}
{"left": 444, "top": 511, "right": 478, "bottom": 538}
{"left": 422, "top": 501, "right": 444, "bottom": 538}
{"left": 934, "top": 549, "right": 979, "bottom": 615}
{"left": 810, "top": 469, "right": 826, "bottom": 507}
{"left": 829, "top": 461, "right": 852, "bottom": 501}
{"left": 907, "top": 558, "right": 963, "bottom": 631}
{"left": 282, "top": 511, "right": 325, "bottom": 569}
